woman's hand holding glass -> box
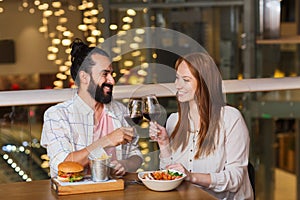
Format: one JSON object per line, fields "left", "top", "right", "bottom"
{"left": 149, "top": 121, "right": 170, "bottom": 146}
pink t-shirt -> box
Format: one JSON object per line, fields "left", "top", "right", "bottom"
{"left": 93, "top": 110, "right": 117, "bottom": 160}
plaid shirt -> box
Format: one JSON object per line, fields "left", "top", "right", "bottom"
{"left": 41, "top": 93, "right": 142, "bottom": 177}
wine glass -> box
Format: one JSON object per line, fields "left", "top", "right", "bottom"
{"left": 142, "top": 94, "right": 162, "bottom": 123}
{"left": 122, "top": 98, "right": 144, "bottom": 146}
{"left": 142, "top": 94, "right": 166, "bottom": 141}
{"left": 124, "top": 98, "right": 144, "bottom": 127}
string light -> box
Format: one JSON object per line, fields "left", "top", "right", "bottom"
{"left": 1, "top": 142, "right": 44, "bottom": 182}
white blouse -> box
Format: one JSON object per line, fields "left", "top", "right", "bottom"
{"left": 160, "top": 105, "right": 254, "bottom": 200}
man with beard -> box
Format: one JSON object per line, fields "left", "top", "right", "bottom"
{"left": 41, "top": 39, "right": 143, "bottom": 178}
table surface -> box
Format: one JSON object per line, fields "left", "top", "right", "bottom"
{"left": 0, "top": 173, "right": 217, "bottom": 200}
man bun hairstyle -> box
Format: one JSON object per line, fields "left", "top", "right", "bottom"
{"left": 70, "top": 38, "right": 110, "bottom": 85}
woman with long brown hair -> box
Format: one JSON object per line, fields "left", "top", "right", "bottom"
{"left": 149, "top": 52, "right": 254, "bottom": 199}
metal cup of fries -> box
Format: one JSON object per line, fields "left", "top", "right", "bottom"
{"left": 89, "top": 154, "right": 111, "bottom": 182}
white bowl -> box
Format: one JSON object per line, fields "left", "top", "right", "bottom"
{"left": 138, "top": 170, "right": 186, "bottom": 191}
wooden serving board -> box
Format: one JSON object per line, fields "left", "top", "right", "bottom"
{"left": 51, "top": 177, "right": 124, "bottom": 195}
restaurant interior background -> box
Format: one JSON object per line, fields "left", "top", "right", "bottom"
{"left": 0, "top": 0, "right": 299, "bottom": 199}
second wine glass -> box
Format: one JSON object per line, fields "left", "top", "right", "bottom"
{"left": 142, "top": 94, "right": 162, "bottom": 123}
{"left": 124, "top": 98, "right": 144, "bottom": 127}
{"left": 142, "top": 94, "right": 166, "bottom": 142}
{"left": 122, "top": 98, "right": 143, "bottom": 157}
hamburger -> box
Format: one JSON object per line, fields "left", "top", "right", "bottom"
{"left": 57, "top": 161, "right": 84, "bottom": 182}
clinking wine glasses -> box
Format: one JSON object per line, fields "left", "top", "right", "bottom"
{"left": 125, "top": 94, "right": 167, "bottom": 142}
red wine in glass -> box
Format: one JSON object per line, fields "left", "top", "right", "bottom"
{"left": 142, "top": 94, "right": 163, "bottom": 142}
{"left": 124, "top": 114, "right": 143, "bottom": 126}
{"left": 124, "top": 98, "right": 144, "bottom": 126}
{"left": 142, "top": 94, "right": 162, "bottom": 122}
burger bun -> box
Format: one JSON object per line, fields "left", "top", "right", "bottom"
{"left": 58, "top": 161, "right": 84, "bottom": 173}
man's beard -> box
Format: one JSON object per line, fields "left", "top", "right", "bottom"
{"left": 87, "top": 79, "right": 113, "bottom": 104}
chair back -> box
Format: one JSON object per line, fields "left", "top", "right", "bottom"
{"left": 248, "top": 162, "right": 255, "bottom": 199}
